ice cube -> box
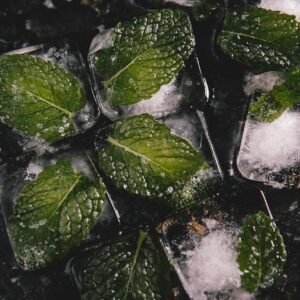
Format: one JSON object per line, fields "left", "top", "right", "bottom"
{"left": 2, "top": 43, "right": 98, "bottom": 153}
{"left": 88, "top": 30, "right": 204, "bottom": 120}
{"left": 178, "top": 219, "right": 242, "bottom": 299}
{"left": 237, "top": 109, "right": 300, "bottom": 187}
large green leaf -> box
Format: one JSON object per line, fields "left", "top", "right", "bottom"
{"left": 92, "top": 9, "right": 195, "bottom": 106}
{"left": 9, "top": 157, "right": 106, "bottom": 270}
{"left": 250, "top": 70, "right": 300, "bottom": 122}
{"left": 218, "top": 5, "right": 300, "bottom": 72}
{"left": 0, "top": 54, "right": 86, "bottom": 142}
{"left": 79, "top": 230, "right": 172, "bottom": 300}
{"left": 237, "top": 211, "right": 287, "bottom": 293}
{"left": 97, "top": 114, "right": 208, "bottom": 208}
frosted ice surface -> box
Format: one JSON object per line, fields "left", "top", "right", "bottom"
{"left": 177, "top": 219, "right": 242, "bottom": 300}
{"left": 259, "top": 0, "right": 300, "bottom": 21}
{"left": 43, "top": 0, "right": 55, "bottom": 9}
{"left": 25, "top": 162, "right": 44, "bottom": 180}
{"left": 89, "top": 29, "right": 114, "bottom": 56}
{"left": 238, "top": 110, "right": 300, "bottom": 173}
{"left": 121, "top": 77, "right": 193, "bottom": 118}
{"left": 163, "top": 111, "right": 203, "bottom": 148}
{"left": 243, "top": 72, "right": 284, "bottom": 96}
{"left": 71, "top": 155, "right": 95, "bottom": 179}
{"left": 167, "top": 0, "right": 196, "bottom": 7}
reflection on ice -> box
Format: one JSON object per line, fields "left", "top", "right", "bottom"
{"left": 238, "top": 110, "right": 300, "bottom": 186}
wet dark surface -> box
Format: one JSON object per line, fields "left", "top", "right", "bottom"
{"left": 0, "top": 0, "right": 299, "bottom": 299}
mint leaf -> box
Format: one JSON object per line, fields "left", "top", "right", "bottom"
{"left": 8, "top": 157, "right": 106, "bottom": 270}
{"left": 250, "top": 70, "right": 300, "bottom": 122}
{"left": 218, "top": 5, "right": 300, "bottom": 72}
{"left": 97, "top": 114, "right": 208, "bottom": 208}
{"left": 0, "top": 54, "right": 86, "bottom": 142}
{"left": 79, "top": 230, "right": 172, "bottom": 300}
{"left": 237, "top": 211, "right": 287, "bottom": 293}
{"left": 92, "top": 9, "right": 195, "bottom": 106}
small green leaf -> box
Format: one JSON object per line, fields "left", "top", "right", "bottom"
{"left": 79, "top": 230, "right": 172, "bottom": 300}
{"left": 97, "top": 114, "right": 208, "bottom": 208}
{"left": 0, "top": 54, "right": 86, "bottom": 142}
{"left": 92, "top": 9, "right": 195, "bottom": 106}
{"left": 237, "top": 211, "right": 287, "bottom": 293}
{"left": 9, "top": 157, "right": 106, "bottom": 270}
{"left": 218, "top": 5, "right": 300, "bottom": 72}
{"left": 250, "top": 70, "right": 300, "bottom": 122}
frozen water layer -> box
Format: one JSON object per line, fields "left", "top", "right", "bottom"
{"left": 238, "top": 110, "right": 300, "bottom": 173}
{"left": 259, "top": 0, "right": 300, "bottom": 21}
{"left": 177, "top": 219, "right": 242, "bottom": 300}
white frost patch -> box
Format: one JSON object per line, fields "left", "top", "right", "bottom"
{"left": 179, "top": 219, "right": 241, "bottom": 299}
{"left": 259, "top": 0, "right": 300, "bottom": 21}
{"left": 89, "top": 29, "right": 114, "bottom": 56}
{"left": 163, "top": 110, "right": 202, "bottom": 147}
{"left": 43, "top": 0, "right": 55, "bottom": 9}
{"left": 25, "top": 162, "right": 44, "bottom": 180}
{"left": 123, "top": 78, "right": 183, "bottom": 117}
{"left": 71, "top": 155, "right": 95, "bottom": 179}
{"left": 243, "top": 72, "right": 285, "bottom": 96}
{"left": 167, "top": 0, "right": 197, "bottom": 7}
{"left": 239, "top": 110, "right": 300, "bottom": 171}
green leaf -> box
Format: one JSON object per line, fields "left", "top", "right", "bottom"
{"left": 250, "top": 70, "right": 300, "bottom": 122}
{"left": 0, "top": 54, "right": 86, "bottom": 142}
{"left": 237, "top": 211, "right": 287, "bottom": 293}
{"left": 79, "top": 230, "right": 172, "bottom": 300}
{"left": 97, "top": 114, "right": 208, "bottom": 208}
{"left": 218, "top": 5, "right": 300, "bottom": 72}
{"left": 8, "top": 157, "right": 106, "bottom": 270}
{"left": 92, "top": 9, "right": 195, "bottom": 106}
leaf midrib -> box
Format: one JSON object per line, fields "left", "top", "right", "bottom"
{"left": 9, "top": 82, "right": 74, "bottom": 118}
{"left": 223, "top": 30, "right": 283, "bottom": 46}
{"left": 104, "top": 47, "right": 153, "bottom": 86}
{"left": 47, "top": 174, "right": 82, "bottom": 225}
{"left": 124, "top": 231, "right": 148, "bottom": 299}
{"left": 107, "top": 136, "right": 171, "bottom": 172}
